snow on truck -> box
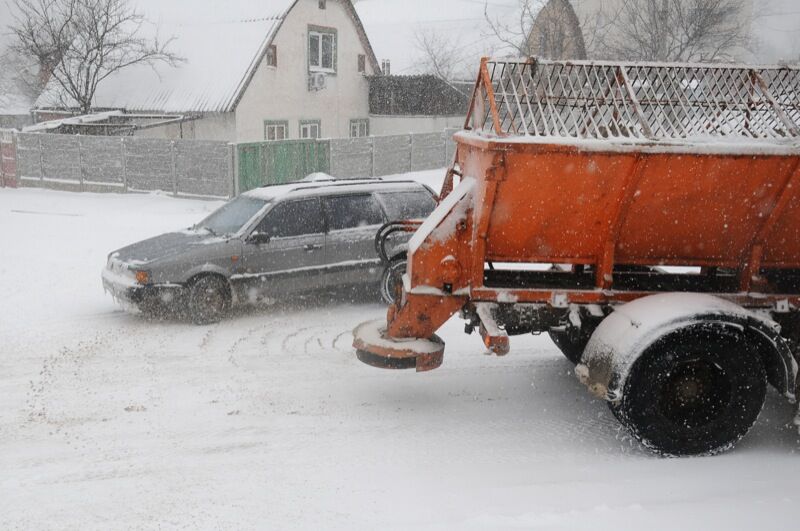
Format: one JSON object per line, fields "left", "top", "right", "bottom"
{"left": 354, "top": 57, "right": 800, "bottom": 456}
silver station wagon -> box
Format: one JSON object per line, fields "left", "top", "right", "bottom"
{"left": 102, "top": 177, "right": 437, "bottom": 323}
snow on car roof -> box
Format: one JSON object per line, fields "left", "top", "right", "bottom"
{"left": 241, "top": 178, "right": 428, "bottom": 201}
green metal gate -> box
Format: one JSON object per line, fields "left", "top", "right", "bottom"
{"left": 238, "top": 139, "right": 330, "bottom": 193}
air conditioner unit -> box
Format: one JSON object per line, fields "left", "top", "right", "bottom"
{"left": 308, "top": 72, "right": 327, "bottom": 91}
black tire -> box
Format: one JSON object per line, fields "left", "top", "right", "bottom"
{"left": 548, "top": 329, "right": 587, "bottom": 364}
{"left": 380, "top": 258, "right": 406, "bottom": 305}
{"left": 187, "top": 275, "right": 230, "bottom": 325}
{"left": 611, "top": 326, "right": 767, "bottom": 456}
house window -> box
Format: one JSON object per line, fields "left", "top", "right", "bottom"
{"left": 358, "top": 54, "right": 366, "bottom": 73}
{"left": 319, "top": 0, "right": 326, "bottom": 8}
{"left": 264, "top": 120, "right": 288, "bottom": 141}
{"left": 309, "top": 28, "right": 336, "bottom": 73}
{"left": 266, "top": 45, "right": 277, "bottom": 67}
{"left": 300, "top": 120, "right": 321, "bottom": 139}
{"left": 350, "top": 119, "right": 369, "bottom": 138}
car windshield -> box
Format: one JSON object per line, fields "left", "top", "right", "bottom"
{"left": 196, "top": 196, "right": 268, "bottom": 235}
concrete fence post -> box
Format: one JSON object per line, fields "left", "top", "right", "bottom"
{"left": 408, "top": 134, "right": 414, "bottom": 172}
{"left": 370, "top": 136, "right": 376, "bottom": 177}
{"left": 443, "top": 129, "right": 448, "bottom": 167}
{"left": 38, "top": 134, "right": 44, "bottom": 182}
{"left": 229, "top": 143, "right": 237, "bottom": 197}
{"left": 121, "top": 137, "right": 128, "bottom": 193}
{"left": 170, "top": 140, "right": 177, "bottom": 196}
{"left": 77, "top": 136, "right": 84, "bottom": 192}
{"left": 13, "top": 131, "right": 19, "bottom": 188}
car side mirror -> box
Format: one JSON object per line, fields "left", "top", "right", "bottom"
{"left": 248, "top": 231, "right": 271, "bottom": 245}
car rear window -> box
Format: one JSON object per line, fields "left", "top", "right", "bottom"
{"left": 377, "top": 190, "right": 437, "bottom": 221}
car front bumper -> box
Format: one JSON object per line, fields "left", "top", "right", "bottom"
{"left": 102, "top": 267, "right": 184, "bottom": 309}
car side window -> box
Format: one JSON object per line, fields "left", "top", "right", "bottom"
{"left": 376, "top": 190, "right": 437, "bottom": 221}
{"left": 255, "top": 199, "right": 324, "bottom": 238}
{"left": 324, "top": 194, "right": 385, "bottom": 231}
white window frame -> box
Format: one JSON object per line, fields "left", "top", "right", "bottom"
{"left": 309, "top": 30, "right": 336, "bottom": 73}
{"left": 264, "top": 120, "right": 288, "bottom": 141}
{"left": 299, "top": 120, "right": 321, "bottom": 139}
{"left": 350, "top": 119, "right": 369, "bottom": 138}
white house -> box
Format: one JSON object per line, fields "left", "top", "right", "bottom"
{"left": 34, "top": 0, "right": 381, "bottom": 142}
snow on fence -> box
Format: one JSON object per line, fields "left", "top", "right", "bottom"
{"left": 331, "top": 129, "right": 458, "bottom": 178}
{"left": 14, "top": 133, "right": 235, "bottom": 198}
{"left": 2, "top": 128, "right": 460, "bottom": 198}
{"left": 238, "top": 129, "right": 459, "bottom": 192}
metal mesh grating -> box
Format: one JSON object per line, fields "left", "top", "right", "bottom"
{"left": 471, "top": 58, "right": 800, "bottom": 142}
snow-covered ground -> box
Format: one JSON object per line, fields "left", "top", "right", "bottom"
{"left": 2, "top": 174, "right": 800, "bottom": 530}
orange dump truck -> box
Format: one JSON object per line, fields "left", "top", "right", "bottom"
{"left": 354, "top": 57, "right": 800, "bottom": 456}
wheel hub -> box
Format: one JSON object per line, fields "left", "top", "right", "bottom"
{"left": 659, "top": 358, "right": 732, "bottom": 429}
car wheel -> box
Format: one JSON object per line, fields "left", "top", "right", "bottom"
{"left": 188, "top": 275, "right": 230, "bottom": 324}
{"left": 380, "top": 258, "right": 406, "bottom": 304}
{"left": 611, "top": 327, "right": 767, "bottom": 456}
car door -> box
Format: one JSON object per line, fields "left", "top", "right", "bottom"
{"left": 240, "top": 197, "right": 326, "bottom": 298}
{"left": 321, "top": 193, "right": 386, "bottom": 288}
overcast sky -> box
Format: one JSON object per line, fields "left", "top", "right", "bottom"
{"left": 754, "top": 0, "right": 800, "bottom": 62}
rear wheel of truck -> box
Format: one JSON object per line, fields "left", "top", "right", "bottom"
{"left": 380, "top": 257, "right": 406, "bottom": 305}
{"left": 611, "top": 327, "right": 766, "bottom": 456}
{"left": 188, "top": 275, "right": 230, "bottom": 325}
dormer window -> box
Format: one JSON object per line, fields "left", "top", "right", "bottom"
{"left": 309, "top": 27, "right": 337, "bottom": 73}
{"left": 319, "top": 0, "right": 326, "bottom": 9}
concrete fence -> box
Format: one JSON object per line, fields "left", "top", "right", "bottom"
{"left": 329, "top": 129, "right": 458, "bottom": 178}
{"left": 0, "top": 128, "right": 460, "bottom": 197}
{"left": 238, "top": 129, "right": 459, "bottom": 192}
{"left": 11, "top": 133, "right": 235, "bottom": 198}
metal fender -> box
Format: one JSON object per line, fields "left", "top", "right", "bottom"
{"left": 183, "top": 263, "right": 233, "bottom": 284}
{"left": 576, "top": 293, "right": 798, "bottom": 403}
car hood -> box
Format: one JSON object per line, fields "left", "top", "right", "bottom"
{"left": 110, "top": 229, "right": 231, "bottom": 266}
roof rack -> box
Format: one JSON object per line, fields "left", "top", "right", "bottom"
{"left": 257, "top": 177, "right": 383, "bottom": 189}
{"left": 286, "top": 179, "right": 423, "bottom": 193}
{"left": 466, "top": 57, "right": 800, "bottom": 143}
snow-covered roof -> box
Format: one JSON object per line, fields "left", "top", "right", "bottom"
{"left": 35, "top": 0, "right": 293, "bottom": 113}
{"left": 354, "top": 0, "right": 519, "bottom": 77}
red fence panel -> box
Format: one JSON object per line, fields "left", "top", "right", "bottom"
{"left": 0, "top": 130, "right": 17, "bottom": 188}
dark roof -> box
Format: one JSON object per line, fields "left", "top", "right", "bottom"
{"left": 368, "top": 75, "right": 470, "bottom": 116}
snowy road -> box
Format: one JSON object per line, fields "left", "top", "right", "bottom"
{"left": 1, "top": 186, "right": 799, "bottom": 530}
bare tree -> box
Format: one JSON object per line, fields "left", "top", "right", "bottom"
{"left": 602, "top": 0, "right": 752, "bottom": 62}
{"left": 414, "top": 29, "right": 462, "bottom": 81}
{"left": 483, "top": 0, "right": 752, "bottom": 62}
{"left": 8, "top": 0, "right": 181, "bottom": 114}
{"left": 483, "top": 0, "right": 605, "bottom": 59}
{"left": 483, "top": 0, "right": 543, "bottom": 56}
